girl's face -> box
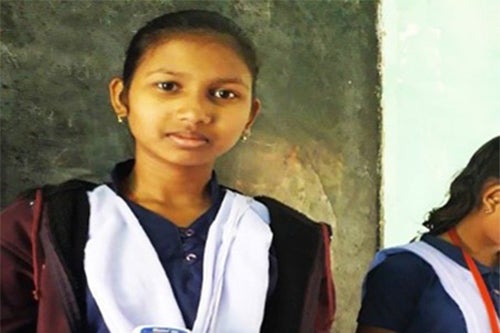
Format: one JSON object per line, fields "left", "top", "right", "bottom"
{"left": 481, "top": 184, "right": 500, "bottom": 249}
{"left": 110, "top": 32, "right": 260, "bottom": 168}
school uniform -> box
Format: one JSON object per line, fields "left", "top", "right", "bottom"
{"left": 357, "top": 234, "right": 500, "bottom": 333}
{"left": 0, "top": 160, "right": 335, "bottom": 333}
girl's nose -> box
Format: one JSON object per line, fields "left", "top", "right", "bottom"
{"left": 176, "top": 94, "right": 213, "bottom": 124}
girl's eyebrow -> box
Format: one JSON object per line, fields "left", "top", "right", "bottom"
{"left": 146, "top": 68, "right": 186, "bottom": 77}
{"left": 211, "top": 77, "right": 249, "bottom": 90}
{"left": 146, "top": 68, "right": 250, "bottom": 90}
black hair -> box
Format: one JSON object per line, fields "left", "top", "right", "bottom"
{"left": 122, "top": 9, "right": 259, "bottom": 92}
{"left": 423, "top": 136, "right": 500, "bottom": 235}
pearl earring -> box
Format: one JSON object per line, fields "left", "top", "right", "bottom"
{"left": 241, "top": 129, "right": 251, "bottom": 142}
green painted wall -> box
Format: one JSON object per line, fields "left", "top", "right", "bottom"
{"left": 380, "top": 0, "right": 500, "bottom": 247}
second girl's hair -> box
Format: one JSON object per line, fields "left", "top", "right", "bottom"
{"left": 122, "top": 9, "right": 259, "bottom": 92}
{"left": 423, "top": 136, "right": 500, "bottom": 235}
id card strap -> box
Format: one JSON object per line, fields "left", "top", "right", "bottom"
{"left": 448, "top": 228, "right": 500, "bottom": 333}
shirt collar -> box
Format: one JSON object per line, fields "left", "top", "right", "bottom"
{"left": 110, "top": 159, "right": 133, "bottom": 191}
{"left": 109, "top": 160, "right": 224, "bottom": 239}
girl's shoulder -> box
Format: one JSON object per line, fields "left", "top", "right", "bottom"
{"left": 370, "top": 250, "right": 436, "bottom": 282}
{"left": 1, "top": 179, "right": 99, "bottom": 245}
{"left": 7, "top": 179, "right": 99, "bottom": 205}
{"left": 362, "top": 247, "right": 439, "bottom": 310}
{"left": 42, "top": 179, "right": 99, "bottom": 197}
{"left": 220, "top": 187, "right": 329, "bottom": 233}
{"left": 254, "top": 195, "right": 327, "bottom": 230}
{"left": 358, "top": 250, "right": 439, "bottom": 330}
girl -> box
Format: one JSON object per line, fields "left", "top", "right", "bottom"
{"left": 0, "top": 9, "right": 334, "bottom": 333}
{"left": 356, "top": 136, "right": 500, "bottom": 333}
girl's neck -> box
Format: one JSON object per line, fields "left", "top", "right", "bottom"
{"left": 125, "top": 156, "right": 213, "bottom": 205}
{"left": 442, "top": 215, "right": 500, "bottom": 268}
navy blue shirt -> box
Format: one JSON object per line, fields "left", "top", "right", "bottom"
{"left": 124, "top": 176, "right": 224, "bottom": 328}
{"left": 357, "top": 234, "right": 500, "bottom": 333}
{"left": 86, "top": 160, "right": 276, "bottom": 332}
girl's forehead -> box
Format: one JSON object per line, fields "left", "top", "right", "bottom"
{"left": 136, "top": 32, "right": 252, "bottom": 77}
{"left": 147, "top": 30, "right": 244, "bottom": 58}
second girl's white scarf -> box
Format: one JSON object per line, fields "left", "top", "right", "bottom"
{"left": 84, "top": 185, "right": 272, "bottom": 333}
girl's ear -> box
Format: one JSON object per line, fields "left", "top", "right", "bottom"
{"left": 109, "top": 77, "right": 129, "bottom": 119}
{"left": 244, "top": 98, "right": 261, "bottom": 130}
{"left": 481, "top": 183, "right": 500, "bottom": 214}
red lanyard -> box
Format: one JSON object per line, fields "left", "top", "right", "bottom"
{"left": 448, "top": 228, "right": 500, "bottom": 333}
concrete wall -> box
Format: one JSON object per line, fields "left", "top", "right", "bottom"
{"left": 0, "top": 1, "right": 381, "bottom": 331}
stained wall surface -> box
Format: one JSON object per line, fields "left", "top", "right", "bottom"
{"left": 0, "top": 1, "right": 381, "bottom": 331}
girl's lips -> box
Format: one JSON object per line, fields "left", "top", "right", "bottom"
{"left": 167, "top": 132, "right": 209, "bottom": 148}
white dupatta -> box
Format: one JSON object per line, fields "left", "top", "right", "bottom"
{"left": 366, "top": 241, "right": 497, "bottom": 333}
{"left": 84, "top": 185, "right": 272, "bottom": 333}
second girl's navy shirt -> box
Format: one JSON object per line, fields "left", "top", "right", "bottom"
{"left": 357, "top": 234, "right": 500, "bottom": 333}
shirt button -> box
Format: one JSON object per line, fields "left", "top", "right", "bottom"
{"left": 185, "top": 253, "right": 197, "bottom": 263}
{"left": 184, "top": 229, "right": 195, "bottom": 237}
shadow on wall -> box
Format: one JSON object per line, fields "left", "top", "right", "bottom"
{"left": 0, "top": 1, "right": 381, "bottom": 332}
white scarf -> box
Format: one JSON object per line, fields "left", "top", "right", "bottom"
{"left": 366, "top": 241, "right": 497, "bottom": 333}
{"left": 84, "top": 185, "right": 272, "bottom": 333}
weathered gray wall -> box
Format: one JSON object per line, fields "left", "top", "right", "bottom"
{"left": 0, "top": 1, "right": 381, "bottom": 332}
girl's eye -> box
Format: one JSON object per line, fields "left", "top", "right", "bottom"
{"left": 157, "top": 82, "right": 178, "bottom": 91}
{"left": 212, "top": 89, "right": 237, "bottom": 100}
